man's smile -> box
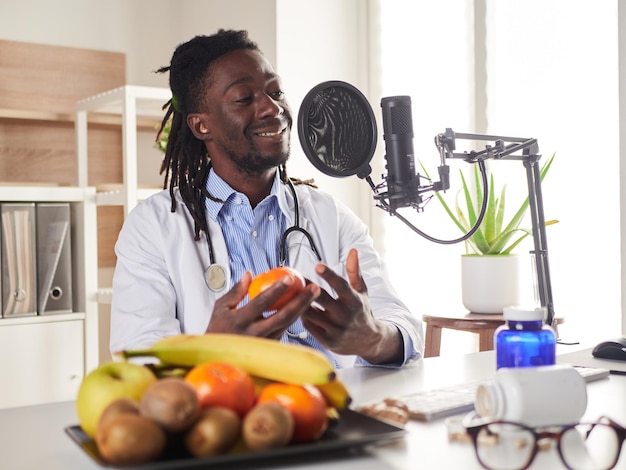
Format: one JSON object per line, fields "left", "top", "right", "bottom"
{"left": 255, "top": 126, "right": 287, "bottom": 138}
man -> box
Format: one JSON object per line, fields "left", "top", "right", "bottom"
{"left": 110, "top": 29, "right": 422, "bottom": 368}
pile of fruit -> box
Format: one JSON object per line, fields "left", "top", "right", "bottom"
{"left": 75, "top": 333, "right": 350, "bottom": 466}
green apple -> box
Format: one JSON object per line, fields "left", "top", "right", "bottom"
{"left": 76, "top": 361, "right": 157, "bottom": 438}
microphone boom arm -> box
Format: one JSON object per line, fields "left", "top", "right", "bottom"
{"left": 434, "top": 129, "right": 555, "bottom": 327}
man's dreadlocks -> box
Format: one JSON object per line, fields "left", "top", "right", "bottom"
{"left": 155, "top": 29, "right": 312, "bottom": 243}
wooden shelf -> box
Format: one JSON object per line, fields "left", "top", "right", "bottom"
{"left": 0, "top": 107, "right": 162, "bottom": 129}
{"left": 95, "top": 184, "right": 162, "bottom": 206}
{"left": 0, "top": 108, "right": 75, "bottom": 123}
{"left": 98, "top": 288, "right": 113, "bottom": 305}
{"left": 0, "top": 312, "right": 86, "bottom": 327}
{"left": 0, "top": 185, "right": 95, "bottom": 202}
{"left": 75, "top": 85, "right": 171, "bottom": 118}
{"left": 76, "top": 85, "right": 170, "bottom": 213}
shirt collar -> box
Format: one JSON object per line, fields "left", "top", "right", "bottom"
{"left": 205, "top": 167, "right": 285, "bottom": 221}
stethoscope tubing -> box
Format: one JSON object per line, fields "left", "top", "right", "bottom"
{"left": 203, "top": 177, "right": 322, "bottom": 293}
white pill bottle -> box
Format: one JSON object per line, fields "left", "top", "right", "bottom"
{"left": 474, "top": 364, "right": 588, "bottom": 427}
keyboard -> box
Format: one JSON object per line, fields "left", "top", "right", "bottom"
{"left": 397, "top": 365, "right": 610, "bottom": 422}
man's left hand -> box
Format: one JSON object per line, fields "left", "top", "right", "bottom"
{"left": 301, "top": 248, "right": 403, "bottom": 365}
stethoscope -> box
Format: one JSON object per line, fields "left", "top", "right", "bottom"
{"left": 203, "top": 175, "right": 323, "bottom": 293}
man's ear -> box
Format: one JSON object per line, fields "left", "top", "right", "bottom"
{"left": 187, "top": 113, "right": 212, "bottom": 140}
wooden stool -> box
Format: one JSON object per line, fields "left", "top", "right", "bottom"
{"left": 422, "top": 312, "right": 563, "bottom": 358}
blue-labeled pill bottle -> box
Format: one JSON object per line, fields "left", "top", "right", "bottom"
{"left": 495, "top": 306, "right": 556, "bottom": 369}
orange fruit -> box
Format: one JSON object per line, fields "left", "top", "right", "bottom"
{"left": 248, "top": 267, "right": 305, "bottom": 310}
{"left": 184, "top": 361, "right": 256, "bottom": 417}
{"left": 256, "top": 382, "right": 329, "bottom": 443}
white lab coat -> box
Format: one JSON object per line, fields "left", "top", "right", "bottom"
{"left": 110, "top": 183, "right": 423, "bottom": 367}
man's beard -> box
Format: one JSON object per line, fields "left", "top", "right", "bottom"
{"left": 220, "top": 138, "right": 290, "bottom": 176}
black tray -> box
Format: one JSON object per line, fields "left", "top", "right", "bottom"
{"left": 65, "top": 409, "right": 406, "bottom": 469}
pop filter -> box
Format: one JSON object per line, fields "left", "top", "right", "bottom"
{"left": 297, "top": 81, "right": 377, "bottom": 179}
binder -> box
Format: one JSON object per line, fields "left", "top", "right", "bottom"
{"left": 1, "top": 203, "right": 37, "bottom": 317}
{"left": 36, "top": 203, "right": 73, "bottom": 314}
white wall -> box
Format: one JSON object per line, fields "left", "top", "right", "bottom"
{"left": 0, "top": 0, "right": 279, "bottom": 87}
{"left": 275, "top": 0, "right": 374, "bottom": 222}
{"left": 1, "top": 0, "right": 175, "bottom": 86}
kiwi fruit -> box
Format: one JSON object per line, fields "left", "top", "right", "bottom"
{"left": 184, "top": 406, "right": 241, "bottom": 457}
{"left": 96, "top": 414, "right": 166, "bottom": 466}
{"left": 140, "top": 377, "right": 200, "bottom": 433}
{"left": 97, "top": 398, "right": 140, "bottom": 435}
{"left": 242, "top": 401, "right": 294, "bottom": 451}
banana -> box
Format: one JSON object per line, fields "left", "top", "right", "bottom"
{"left": 250, "top": 375, "right": 275, "bottom": 395}
{"left": 326, "top": 406, "right": 341, "bottom": 424}
{"left": 144, "top": 363, "right": 191, "bottom": 379}
{"left": 316, "top": 378, "right": 352, "bottom": 410}
{"left": 117, "top": 334, "right": 336, "bottom": 385}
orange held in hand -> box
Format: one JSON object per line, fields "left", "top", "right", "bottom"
{"left": 184, "top": 361, "right": 256, "bottom": 417}
{"left": 248, "top": 267, "right": 305, "bottom": 310}
{"left": 257, "top": 382, "right": 329, "bottom": 443}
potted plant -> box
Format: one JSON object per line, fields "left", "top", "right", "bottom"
{"left": 423, "top": 154, "right": 557, "bottom": 313}
{"left": 155, "top": 119, "right": 171, "bottom": 153}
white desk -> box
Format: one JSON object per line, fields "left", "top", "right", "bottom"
{"left": 2, "top": 348, "right": 626, "bottom": 470}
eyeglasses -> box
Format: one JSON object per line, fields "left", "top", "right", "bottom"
{"left": 463, "top": 415, "right": 626, "bottom": 470}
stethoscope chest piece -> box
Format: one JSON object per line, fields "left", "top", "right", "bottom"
{"left": 204, "top": 264, "right": 226, "bottom": 292}
{"left": 201, "top": 175, "right": 321, "bottom": 293}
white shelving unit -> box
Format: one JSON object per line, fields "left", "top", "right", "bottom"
{"left": 0, "top": 185, "right": 98, "bottom": 409}
{"left": 75, "top": 85, "right": 172, "bottom": 215}
{"left": 75, "top": 85, "right": 171, "bottom": 306}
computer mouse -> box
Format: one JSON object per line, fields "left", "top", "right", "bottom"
{"left": 592, "top": 337, "right": 626, "bottom": 361}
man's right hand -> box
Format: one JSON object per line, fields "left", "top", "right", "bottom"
{"left": 205, "top": 271, "right": 320, "bottom": 339}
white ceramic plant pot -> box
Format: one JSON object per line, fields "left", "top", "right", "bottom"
{"left": 461, "top": 254, "right": 521, "bottom": 314}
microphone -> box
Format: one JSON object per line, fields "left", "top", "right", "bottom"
{"left": 298, "top": 81, "right": 438, "bottom": 215}
{"left": 297, "top": 82, "right": 427, "bottom": 213}
{"left": 380, "top": 96, "right": 421, "bottom": 212}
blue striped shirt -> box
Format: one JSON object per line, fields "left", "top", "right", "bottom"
{"left": 204, "top": 169, "right": 340, "bottom": 367}
{"left": 205, "top": 170, "right": 285, "bottom": 285}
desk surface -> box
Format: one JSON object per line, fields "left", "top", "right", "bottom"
{"left": 2, "top": 348, "right": 626, "bottom": 470}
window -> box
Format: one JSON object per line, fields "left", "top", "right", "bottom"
{"left": 374, "top": 0, "right": 621, "bottom": 352}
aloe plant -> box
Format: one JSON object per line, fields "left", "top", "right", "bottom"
{"left": 423, "top": 153, "right": 557, "bottom": 255}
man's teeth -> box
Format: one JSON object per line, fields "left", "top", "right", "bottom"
{"left": 258, "top": 130, "right": 283, "bottom": 137}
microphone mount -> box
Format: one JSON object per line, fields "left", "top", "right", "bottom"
{"left": 295, "top": 81, "right": 555, "bottom": 327}
{"left": 369, "top": 128, "right": 555, "bottom": 327}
